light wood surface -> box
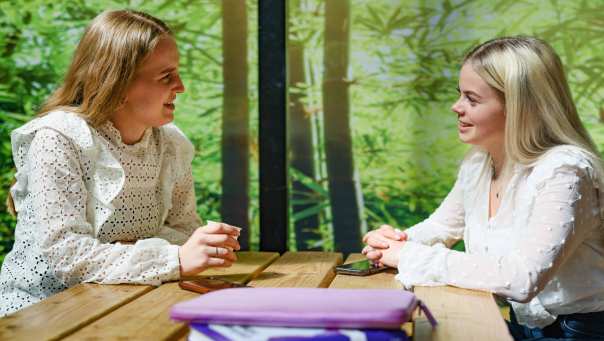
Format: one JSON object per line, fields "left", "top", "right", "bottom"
{"left": 413, "top": 286, "right": 513, "bottom": 341}
{"left": 248, "top": 251, "right": 343, "bottom": 288}
{"left": 63, "top": 282, "right": 197, "bottom": 341}
{"left": 0, "top": 251, "right": 514, "bottom": 341}
{"left": 59, "top": 252, "right": 278, "bottom": 341}
{"left": 0, "top": 283, "right": 152, "bottom": 341}
{"left": 183, "top": 251, "right": 280, "bottom": 283}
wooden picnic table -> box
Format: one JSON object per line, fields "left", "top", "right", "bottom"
{"left": 0, "top": 251, "right": 512, "bottom": 340}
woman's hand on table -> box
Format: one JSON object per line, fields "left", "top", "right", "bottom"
{"left": 179, "top": 221, "right": 241, "bottom": 276}
{"left": 362, "top": 224, "right": 407, "bottom": 268}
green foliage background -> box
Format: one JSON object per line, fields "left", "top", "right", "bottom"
{"left": 288, "top": 0, "right": 604, "bottom": 251}
{"left": 0, "top": 0, "right": 259, "bottom": 263}
{"left": 1, "top": 0, "right": 603, "bottom": 262}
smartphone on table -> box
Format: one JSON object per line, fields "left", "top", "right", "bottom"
{"left": 334, "top": 259, "right": 388, "bottom": 276}
{"left": 179, "top": 277, "right": 250, "bottom": 294}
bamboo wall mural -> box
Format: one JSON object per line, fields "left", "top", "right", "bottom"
{"left": 0, "top": 0, "right": 602, "bottom": 262}
{"left": 221, "top": 0, "right": 250, "bottom": 249}
{"left": 287, "top": 0, "right": 322, "bottom": 251}
{"left": 322, "top": 0, "right": 365, "bottom": 253}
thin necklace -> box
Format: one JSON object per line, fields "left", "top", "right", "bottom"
{"left": 492, "top": 165, "right": 501, "bottom": 199}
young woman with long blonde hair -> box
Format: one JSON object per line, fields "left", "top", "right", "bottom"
{"left": 363, "top": 37, "right": 604, "bottom": 339}
{"left": 0, "top": 10, "right": 240, "bottom": 316}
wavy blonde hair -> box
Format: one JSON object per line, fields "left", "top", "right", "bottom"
{"left": 7, "top": 10, "right": 171, "bottom": 216}
{"left": 38, "top": 9, "right": 172, "bottom": 125}
{"left": 463, "top": 36, "right": 604, "bottom": 181}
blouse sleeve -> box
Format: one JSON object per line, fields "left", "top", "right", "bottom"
{"left": 157, "top": 166, "right": 202, "bottom": 245}
{"left": 29, "top": 129, "right": 180, "bottom": 287}
{"left": 403, "top": 172, "right": 465, "bottom": 248}
{"left": 396, "top": 163, "right": 600, "bottom": 303}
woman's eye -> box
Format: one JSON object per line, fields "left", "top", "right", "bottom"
{"left": 466, "top": 95, "right": 477, "bottom": 104}
{"left": 160, "top": 74, "right": 172, "bottom": 83}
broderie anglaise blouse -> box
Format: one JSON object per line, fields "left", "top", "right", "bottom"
{"left": 0, "top": 110, "right": 201, "bottom": 316}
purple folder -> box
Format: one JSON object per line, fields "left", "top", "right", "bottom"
{"left": 170, "top": 288, "right": 436, "bottom": 330}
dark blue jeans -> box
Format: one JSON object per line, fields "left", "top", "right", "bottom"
{"left": 507, "top": 308, "right": 604, "bottom": 340}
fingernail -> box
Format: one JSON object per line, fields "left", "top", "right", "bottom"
{"left": 395, "top": 228, "right": 404, "bottom": 239}
{"left": 206, "top": 220, "right": 220, "bottom": 226}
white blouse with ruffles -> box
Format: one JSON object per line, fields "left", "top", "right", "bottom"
{"left": 396, "top": 146, "right": 604, "bottom": 328}
{"left": 0, "top": 110, "right": 201, "bottom": 316}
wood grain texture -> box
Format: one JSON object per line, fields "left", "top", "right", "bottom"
{"left": 61, "top": 251, "right": 279, "bottom": 341}
{"left": 183, "top": 251, "right": 280, "bottom": 283}
{"left": 0, "top": 283, "right": 152, "bottom": 341}
{"left": 248, "top": 251, "right": 343, "bottom": 288}
{"left": 413, "top": 286, "right": 513, "bottom": 341}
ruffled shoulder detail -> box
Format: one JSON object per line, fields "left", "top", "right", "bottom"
{"left": 10, "top": 110, "right": 125, "bottom": 229}
{"left": 11, "top": 110, "right": 94, "bottom": 156}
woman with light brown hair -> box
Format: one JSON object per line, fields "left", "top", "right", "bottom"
{"left": 363, "top": 37, "right": 604, "bottom": 339}
{"left": 0, "top": 10, "right": 240, "bottom": 316}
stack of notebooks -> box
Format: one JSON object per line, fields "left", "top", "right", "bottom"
{"left": 170, "top": 287, "right": 436, "bottom": 341}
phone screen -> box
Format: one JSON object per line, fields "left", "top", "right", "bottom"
{"left": 342, "top": 260, "right": 374, "bottom": 271}
{"left": 335, "top": 259, "right": 387, "bottom": 276}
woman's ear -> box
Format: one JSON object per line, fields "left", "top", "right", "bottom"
{"left": 116, "top": 97, "right": 127, "bottom": 110}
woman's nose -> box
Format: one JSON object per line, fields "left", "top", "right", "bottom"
{"left": 173, "top": 74, "right": 185, "bottom": 93}
{"left": 451, "top": 98, "right": 463, "bottom": 115}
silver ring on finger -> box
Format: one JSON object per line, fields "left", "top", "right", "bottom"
{"left": 215, "top": 246, "right": 219, "bottom": 256}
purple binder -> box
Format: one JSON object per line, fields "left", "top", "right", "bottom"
{"left": 170, "top": 288, "right": 436, "bottom": 330}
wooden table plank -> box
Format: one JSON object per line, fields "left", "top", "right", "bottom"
{"left": 63, "top": 251, "right": 279, "bottom": 341}
{"left": 413, "top": 286, "right": 513, "bottom": 341}
{"left": 248, "top": 251, "right": 343, "bottom": 288}
{"left": 182, "top": 250, "right": 280, "bottom": 283}
{"left": 0, "top": 283, "right": 152, "bottom": 341}
{"left": 329, "top": 253, "right": 403, "bottom": 289}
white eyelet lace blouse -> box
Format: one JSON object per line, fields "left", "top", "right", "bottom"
{"left": 0, "top": 110, "right": 201, "bottom": 316}
{"left": 397, "top": 147, "right": 604, "bottom": 328}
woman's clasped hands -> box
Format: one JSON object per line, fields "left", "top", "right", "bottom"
{"left": 179, "top": 221, "right": 241, "bottom": 276}
{"left": 362, "top": 225, "right": 408, "bottom": 268}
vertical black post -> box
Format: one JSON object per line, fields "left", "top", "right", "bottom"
{"left": 259, "top": 0, "right": 287, "bottom": 252}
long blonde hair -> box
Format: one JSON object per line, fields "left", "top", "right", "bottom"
{"left": 463, "top": 36, "right": 604, "bottom": 182}
{"left": 38, "top": 9, "right": 172, "bottom": 126}
{"left": 7, "top": 10, "right": 171, "bottom": 217}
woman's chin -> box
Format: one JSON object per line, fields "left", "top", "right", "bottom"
{"left": 155, "top": 113, "right": 174, "bottom": 127}
{"left": 458, "top": 132, "right": 472, "bottom": 143}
